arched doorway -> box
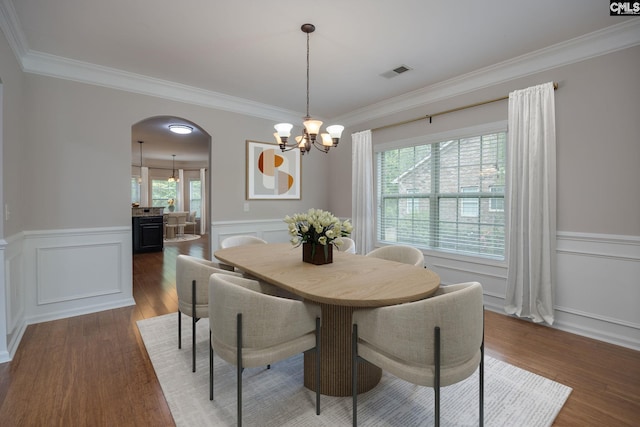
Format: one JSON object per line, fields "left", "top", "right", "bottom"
{"left": 131, "top": 115, "right": 211, "bottom": 236}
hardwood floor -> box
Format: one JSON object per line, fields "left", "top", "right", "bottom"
{"left": 0, "top": 235, "right": 638, "bottom": 426}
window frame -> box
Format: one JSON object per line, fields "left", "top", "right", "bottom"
{"left": 374, "top": 121, "right": 507, "bottom": 261}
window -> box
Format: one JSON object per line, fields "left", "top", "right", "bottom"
{"left": 131, "top": 177, "right": 140, "bottom": 204}
{"left": 189, "top": 180, "right": 202, "bottom": 218}
{"left": 460, "top": 186, "right": 479, "bottom": 217}
{"left": 489, "top": 185, "right": 505, "bottom": 212}
{"left": 152, "top": 179, "right": 177, "bottom": 208}
{"left": 376, "top": 126, "right": 506, "bottom": 259}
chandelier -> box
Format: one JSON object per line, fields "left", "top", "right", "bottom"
{"left": 274, "top": 24, "right": 343, "bottom": 155}
{"left": 168, "top": 154, "right": 179, "bottom": 182}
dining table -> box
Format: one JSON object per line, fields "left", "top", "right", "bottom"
{"left": 214, "top": 242, "right": 440, "bottom": 396}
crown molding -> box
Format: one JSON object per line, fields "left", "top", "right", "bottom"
{"left": 0, "top": 1, "right": 301, "bottom": 123}
{"left": 20, "top": 50, "right": 301, "bottom": 122}
{"left": 1, "top": 0, "right": 638, "bottom": 126}
{"left": 336, "top": 19, "right": 640, "bottom": 127}
{"left": 0, "top": 0, "right": 28, "bottom": 60}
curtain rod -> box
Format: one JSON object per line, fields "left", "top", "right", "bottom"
{"left": 372, "top": 82, "right": 558, "bottom": 133}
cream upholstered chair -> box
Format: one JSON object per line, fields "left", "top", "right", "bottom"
{"left": 337, "top": 237, "right": 356, "bottom": 254}
{"left": 219, "top": 235, "right": 268, "bottom": 272}
{"left": 365, "top": 245, "right": 424, "bottom": 267}
{"left": 176, "top": 255, "right": 242, "bottom": 372}
{"left": 164, "top": 215, "right": 178, "bottom": 240}
{"left": 352, "top": 282, "right": 484, "bottom": 427}
{"left": 176, "top": 212, "right": 187, "bottom": 238}
{"left": 209, "top": 273, "right": 322, "bottom": 425}
{"left": 220, "top": 235, "right": 267, "bottom": 248}
{"left": 185, "top": 211, "right": 197, "bottom": 235}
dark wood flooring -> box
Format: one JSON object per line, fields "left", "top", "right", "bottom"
{"left": 0, "top": 234, "right": 638, "bottom": 426}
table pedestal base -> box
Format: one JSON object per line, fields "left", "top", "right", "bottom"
{"left": 304, "top": 303, "right": 382, "bottom": 396}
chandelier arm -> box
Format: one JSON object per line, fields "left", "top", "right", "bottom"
{"left": 311, "top": 141, "right": 330, "bottom": 153}
{"left": 280, "top": 144, "right": 300, "bottom": 152}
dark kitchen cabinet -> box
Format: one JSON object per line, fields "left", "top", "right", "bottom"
{"left": 132, "top": 215, "right": 164, "bottom": 253}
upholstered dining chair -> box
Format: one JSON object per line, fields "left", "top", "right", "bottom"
{"left": 365, "top": 244, "right": 425, "bottom": 267}
{"left": 219, "top": 235, "right": 268, "bottom": 272}
{"left": 351, "top": 282, "right": 484, "bottom": 427}
{"left": 220, "top": 234, "right": 267, "bottom": 248}
{"left": 337, "top": 237, "right": 357, "bottom": 254}
{"left": 176, "top": 255, "right": 242, "bottom": 372}
{"left": 185, "top": 211, "right": 197, "bottom": 235}
{"left": 164, "top": 215, "right": 178, "bottom": 240}
{"left": 209, "top": 273, "right": 322, "bottom": 426}
{"left": 176, "top": 212, "right": 187, "bottom": 238}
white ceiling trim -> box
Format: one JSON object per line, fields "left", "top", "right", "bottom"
{"left": 1, "top": 0, "right": 638, "bottom": 127}
{"left": 336, "top": 19, "right": 640, "bottom": 128}
{"left": 0, "top": 0, "right": 27, "bottom": 59}
{"left": 20, "top": 50, "right": 302, "bottom": 123}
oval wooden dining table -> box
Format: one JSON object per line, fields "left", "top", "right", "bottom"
{"left": 214, "top": 242, "right": 440, "bottom": 396}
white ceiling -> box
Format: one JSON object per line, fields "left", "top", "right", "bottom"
{"left": 2, "top": 0, "right": 635, "bottom": 163}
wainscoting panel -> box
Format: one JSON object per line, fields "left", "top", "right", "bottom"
{"left": 555, "top": 232, "right": 640, "bottom": 350}
{"left": 4, "top": 234, "right": 24, "bottom": 336}
{"left": 1, "top": 234, "right": 27, "bottom": 362}
{"left": 36, "top": 243, "right": 122, "bottom": 305}
{"left": 23, "top": 227, "right": 135, "bottom": 324}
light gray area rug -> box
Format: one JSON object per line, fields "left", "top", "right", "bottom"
{"left": 138, "top": 313, "right": 572, "bottom": 426}
{"left": 164, "top": 234, "right": 201, "bottom": 243}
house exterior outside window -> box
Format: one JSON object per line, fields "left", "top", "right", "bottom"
{"left": 376, "top": 125, "right": 506, "bottom": 259}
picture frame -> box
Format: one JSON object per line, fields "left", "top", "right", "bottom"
{"left": 246, "top": 140, "right": 301, "bottom": 200}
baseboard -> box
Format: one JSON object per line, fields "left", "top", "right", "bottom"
{"left": 25, "top": 297, "right": 136, "bottom": 326}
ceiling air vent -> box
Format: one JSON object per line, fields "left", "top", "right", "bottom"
{"left": 381, "top": 64, "right": 412, "bottom": 79}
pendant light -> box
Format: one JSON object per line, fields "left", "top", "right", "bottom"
{"left": 137, "top": 141, "right": 144, "bottom": 184}
{"left": 168, "top": 154, "right": 179, "bottom": 182}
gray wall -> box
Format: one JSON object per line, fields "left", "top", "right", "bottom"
{"left": 328, "top": 46, "right": 640, "bottom": 237}
{"left": 19, "top": 73, "right": 330, "bottom": 231}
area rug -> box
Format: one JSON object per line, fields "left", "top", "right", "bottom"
{"left": 164, "top": 234, "right": 201, "bottom": 243}
{"left": 138, "top": 313, "right": 572, "bottom": 426}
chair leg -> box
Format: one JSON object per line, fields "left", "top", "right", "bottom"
{"left": 192, "top": 280, "right": 197, "bottom": 373}
{"left": 352, "top": 323, "right": 358, "bottom": 427}
{"left": 209, "top": 329, "right": 214, "bottom": 401}
{"left": 315, "top": 316, "right": 321, "bottom": 415}
{"left": 434, "top": 326, "right": 441, "bottom": 427}
{"left": 237, "top": 313, "right": 243, "bottom": 427}
{"left": 178, "top": 310, "right": 182, "bottom": 349}
{"left": 480, "top": 310, "right": 485, "bottom": 427}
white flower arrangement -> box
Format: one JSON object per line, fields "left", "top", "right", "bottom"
{"left": 284, "top": 208, "right": 353, "bottom": 250}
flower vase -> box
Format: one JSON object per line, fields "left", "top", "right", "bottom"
{"left": 168, "top": 205, "right": 175, "bottom": 212}
{"left": 302, "top": 242, "right": 333, "bottom": 265}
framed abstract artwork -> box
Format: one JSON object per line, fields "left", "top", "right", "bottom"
{"left": 246, "top": 140, "right": 301, "bottom": 200}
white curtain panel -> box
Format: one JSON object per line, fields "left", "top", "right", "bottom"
{"left": 177, "top": 169, "right": 185, "bottom": 210}
{"left": 351, "top": 130, "right": 375, "bottom": 255}
{"left": 200, "top": 168, "right": 207, "bottom": 235}
{"left": 505, "top": 82, "right": 557, "bottom": 325}
{"left": 140, "top": 166, "right": 149, "bottom": 206}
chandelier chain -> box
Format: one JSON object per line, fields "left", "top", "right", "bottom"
{"left": 306, "top": 31, "right": 310, "bottom": 119}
